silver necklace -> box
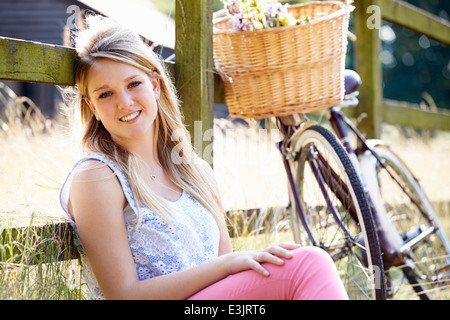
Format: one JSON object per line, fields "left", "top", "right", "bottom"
{"left": 141, "top": 159, "right": 180, "bottom": 193}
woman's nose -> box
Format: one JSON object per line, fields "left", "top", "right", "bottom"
{"left": 117, "top": 90, "right": 133, "bottom": 109}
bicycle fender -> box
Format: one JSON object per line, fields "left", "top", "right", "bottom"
{"left": 358, "top": 150, "right": 405, "bottom": 254}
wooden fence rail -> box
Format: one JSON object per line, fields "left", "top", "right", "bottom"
{"left": 1, "top": 221, "right": 77, "bottom": 265}
{"left": 381, "top": 0, "right": 450, "bottom": 45}
{"left": 354, "top": 0, "right": 450, "bottom": 138}
{"left": 1, "top": 0, "right": 450, "bottom": 265}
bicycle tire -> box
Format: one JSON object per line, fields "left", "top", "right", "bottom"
{"left": 360, "top": 142, "right": 450, "bottom": 300}
{"left": 288, "top": 125, "right": 386, "bottom": 300}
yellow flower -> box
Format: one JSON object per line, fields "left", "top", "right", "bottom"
{"left": 277, "top": 13, "right": 297, "bottom": 26}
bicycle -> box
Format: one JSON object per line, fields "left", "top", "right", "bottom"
{"left": 211, "top": 1, "right": 386, "bottom": 300}
{"left": 287, "top": 69, "right": 450, "bottom": 299}
{"left": 273, "top": 101, "right": 386, "bottom": 300}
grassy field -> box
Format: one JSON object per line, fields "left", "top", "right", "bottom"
{"left": 0, "top": 92, "right": 449, "bottom": 299}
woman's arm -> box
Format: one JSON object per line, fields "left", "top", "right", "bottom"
{"left": 69, "top": 160, "right": 139, "bottom": 299}
{"left": 70, "top": 160, "right": 297, "bottom": 300}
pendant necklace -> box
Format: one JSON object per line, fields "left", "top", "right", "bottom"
{"left": 142, "top": 159, "right": 180, "bottom": 193}
{"left": 146, "top": 160, "right": 158, "bottom": 181}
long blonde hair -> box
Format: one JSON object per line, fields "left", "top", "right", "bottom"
{"left": 71, "top": 15, "right": 226, "bottom": 232}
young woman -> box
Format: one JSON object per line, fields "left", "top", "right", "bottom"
{"left": 60, "top": 15, "right": 348, "bottom": 300}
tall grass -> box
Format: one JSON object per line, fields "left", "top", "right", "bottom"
{"left": 0, "top": 83, "right": 79, "bottom": 220}
{"left": 0, "top": 83, "right": 83, "bottom": 299}
{"left": 0, "top": 213, "right": 84, "bottom": 299}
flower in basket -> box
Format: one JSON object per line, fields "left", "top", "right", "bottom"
{"left": 221, "top": 0, "right": 309, "bottom": 31}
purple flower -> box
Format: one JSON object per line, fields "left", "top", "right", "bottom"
{"left": 221, "top": 0, "right": 306, "bottom": 31}
{"left": 226, "top": 1, "right": 241, "bottom": 15}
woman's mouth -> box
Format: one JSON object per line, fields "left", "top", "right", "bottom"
{"left": 119, "top": 111, "right": 141, "bottom": 122}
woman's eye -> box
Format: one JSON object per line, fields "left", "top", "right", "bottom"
{"left": 99, "top": 91, "right": 112, "bottom": 99}
{"left": 129, "top": 81, "right": 141, "bottom": 88}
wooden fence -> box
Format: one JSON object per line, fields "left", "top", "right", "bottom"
{"left": 1, "top": 0, "right": 449, "bottom": 264}
{"left": 353, "top": 0, "right": 450, "bottom": 138}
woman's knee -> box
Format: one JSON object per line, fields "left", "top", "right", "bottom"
{"left": 292, "top": 246, "right": 333, "bottom": 262}
{"left": 281, "top": 246, "right": 347, "bottom": 299}
{"left": 289, "top": 246, "right": 337, "bottom": 273}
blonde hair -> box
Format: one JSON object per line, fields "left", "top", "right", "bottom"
{"left": 71, "top": 15, "right": 226, "bottom": 232}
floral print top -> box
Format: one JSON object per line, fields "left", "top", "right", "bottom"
{"left": 60, "top": 153, "right": 220, "bottom": 299}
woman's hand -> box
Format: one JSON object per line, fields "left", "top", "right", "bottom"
{"left": 222, "top": 242, "right": 301, "bottom": 277}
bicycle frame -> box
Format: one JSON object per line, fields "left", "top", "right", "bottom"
{"left": 328, "top": 105, "right": 450, "bottom": 273}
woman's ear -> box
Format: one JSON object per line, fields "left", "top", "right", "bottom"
{"left": 151, "top": 73, "right": 161, "bottom": 100}
{"left": 84, "top": 97, "right": 100, "bottom": 121}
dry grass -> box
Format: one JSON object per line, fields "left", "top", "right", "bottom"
{"left": 0, "top": 124, "right": 79, "bottom": 226}
{"left": 214, "top": 118, "right": 289, "bottom": 211}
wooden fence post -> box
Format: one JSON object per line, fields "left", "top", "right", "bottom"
{"left": 175, "top": 0, "right": 214, "bottom": 163}
{"left": 354, "top": 0, "right": 383, "bottom": 139}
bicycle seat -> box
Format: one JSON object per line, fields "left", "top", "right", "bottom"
{"left": 344, "top": 69, "right": 362, "bottom": 95}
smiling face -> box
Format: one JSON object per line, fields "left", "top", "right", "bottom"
{"left": 85, "top": 58, "right": 160, "bottom": 150}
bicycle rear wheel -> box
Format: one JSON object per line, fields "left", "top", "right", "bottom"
{"left": 288, "top": 125, "right": 386, "bottom": 300}
{"left": 360, "top": 142, "right": 450, "bottom": 299}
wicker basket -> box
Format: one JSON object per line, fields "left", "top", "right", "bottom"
{"left": 213, "top": 1, "right": 354, "bottom": 119}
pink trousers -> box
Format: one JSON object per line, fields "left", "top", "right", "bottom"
{"left": 188, "top": 246, "right": 348, "bottom": 300}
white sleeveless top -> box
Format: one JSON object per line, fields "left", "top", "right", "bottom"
{"left": 59, "top": 153, "right": 220, "bottom": 299}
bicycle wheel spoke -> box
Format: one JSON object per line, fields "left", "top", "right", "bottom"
{"left": 335, "top": 248, "right": 374, "bottom": 299}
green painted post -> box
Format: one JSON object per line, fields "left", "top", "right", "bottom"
{"left": 175, "top": 0, "right": 214, "bottom": 163}
{"left": 354, "top": 0, "right": 382, "bottom": 139}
